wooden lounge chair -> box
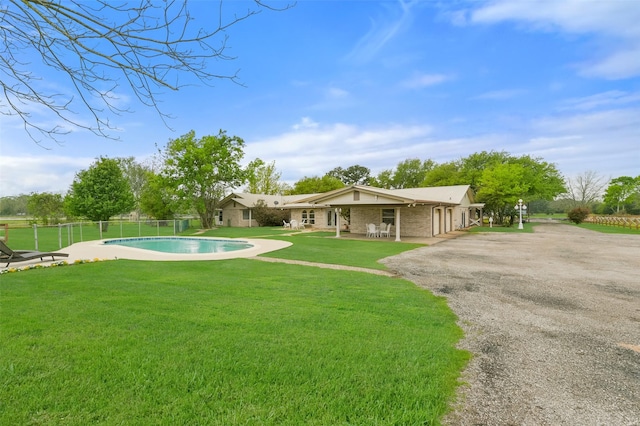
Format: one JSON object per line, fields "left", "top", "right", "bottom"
{"left": 0, "top": 240, "right": 69, "bottom": 267}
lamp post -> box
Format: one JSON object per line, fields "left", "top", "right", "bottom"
{"left": 515, "top": 199, "right": 527, "bottom": 230}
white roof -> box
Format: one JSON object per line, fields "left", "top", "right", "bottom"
{"left": 224, "top": 193, "right": 319, "bottom": 208}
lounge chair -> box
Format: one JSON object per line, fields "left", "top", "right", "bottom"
{"left": 0, "top": 240, "right": 69, "bottom": 267}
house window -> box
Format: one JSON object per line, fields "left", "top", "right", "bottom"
{"left": 242, "top": 209, "right": 250, "bottom": 220}
{"left": 353, "top": 191, "right": 360, "bottom": 201}
{"left": 382, "top": 209, "right": 395, "bottom": 225}
{"left": 302, "top": 209, "right": 315, "bottom": 224}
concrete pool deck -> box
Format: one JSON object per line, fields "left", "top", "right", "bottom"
{"left": 1, "top": 238, "right": 292, "bottom": 270}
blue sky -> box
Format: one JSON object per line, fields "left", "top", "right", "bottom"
{"left": 1, "top": 0, "right": 639, "bottom": 197}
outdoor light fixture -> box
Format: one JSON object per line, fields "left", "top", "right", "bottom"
{"left": 515, "top": 198, "right": 527, "bottom": 230}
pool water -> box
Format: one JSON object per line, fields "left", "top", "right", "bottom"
{"left": 104, "top": 237, "right": 253, "bottom": 254}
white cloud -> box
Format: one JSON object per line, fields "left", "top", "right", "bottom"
{"left": 559, "top": 90, "right": 640, "bottom": 111}
{"left": 525, "top": 108, "right": 640, "bottom": 176}
{"left": 466, "top": 0, "right": 640, "bottom": 79}
{"left": 471, "top": 89, "right": 528, "bottom": 100}
{"left": 345, "top": 0, "right": 420, "bottom": 63}
{"left": 246, "top": 119, "right": 434, "bottom": 181}
{"left": 0, "top": 155, "right": 95, "bottom": 196}
{"left": 401, "top": 73, "right": 453, "bottom": 89}
{"left": 326, "top": 87, "right": 350, "bottom": 99}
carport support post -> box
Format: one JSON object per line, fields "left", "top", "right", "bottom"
{"left": 335, "top": 208, "right": 341, "bottom": 238}
{"left": 395, "top": 208, "right": 401, "bottom": 241}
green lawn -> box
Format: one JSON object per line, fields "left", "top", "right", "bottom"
{"left": 468, "top": 222, "right": 535, "bottom": 233}
{"left": 575, "top": 222, "right": 640, "bottom": 234}
{"left": 1, "top": 239, "right": 469, "bottom": 425}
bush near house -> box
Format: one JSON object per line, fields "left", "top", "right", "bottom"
{"left": 252, "top": 200, "right": 290, "bottom": 226}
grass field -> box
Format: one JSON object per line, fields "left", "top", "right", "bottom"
{"left": 575, "top": 222, "right": 640, "bottom": 234}
{"left": 0, "top": 234, "right": 469, "bottom": 425}
{"left": 468, "top": 222, "right": 535, "bottom": 233}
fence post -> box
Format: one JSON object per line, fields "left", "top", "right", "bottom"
{"left": 33, "top": 224, "right": 39, "bottom": 251}
{"left": 99, "top": 221, "right": 103, "bottom": 240}
{"left": 157, "top": 220, "right": 160, "bottom": 236}
{"left": 58, "top": 223, "right": 62, "bottom": 249}
{"left": 139, "top": 220, "right": 141, "bottom": 237}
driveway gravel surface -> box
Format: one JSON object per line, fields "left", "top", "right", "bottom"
{"left": 382, "top": 223, "right": 640, "bottom": 425}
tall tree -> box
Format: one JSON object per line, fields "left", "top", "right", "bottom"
{"left": 116, "top": 157, "right": 149, "bottom": 218}
{"left": 469, "top": 153, "right": 565, "bottom": 224}
{"left": 288, "top": 176, "right": 345, "bottom": 195}
{"left": 1, "top": 0, "right": 290, "bottom": 142}
{"left": 372, "top": 158, "right": 435, "bottom": 189}
{"left": 160, "top": 130, "right": 246, "bottom": 228}
{"left": 27, "top": 192, "right": 64, "bottom": 225}
{"left": 564, "top": 171, "right": 608, "bottom": 208}
{"left": 0, "top": 194, "right": 29, "bottom": 216}
{"left": 66, "top": 157, "right": 135, "bottom": 230}
{"left": 245, "top": 159, "right": 289, "bottom": 195}
{"left": 422, "top": 161, "right": 463, "bottom": 187}
{"left": 603, "top": 176, "right": 640, "bottom": 213}
{"left": 139, "top": 172, "right": 178, "bottom": 220}
{"left": 477, "top": 163, "right": 529, "bottom": 225}
{"left": 326, "top": 165, "right": 372, "bottom": 185}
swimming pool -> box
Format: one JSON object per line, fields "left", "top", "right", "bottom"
{"left": 104, "top": 237, "right": 253, "bottom": 254}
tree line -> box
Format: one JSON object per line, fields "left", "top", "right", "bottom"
{"left": 2, "top": 131, "right": 639, "bottom": 228}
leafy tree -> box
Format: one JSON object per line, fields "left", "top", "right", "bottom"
{"left": 459, "top": 151, "right": 511, "bottom": 191}
{"left": 1, "top": 0, "right": 289, "bottom": 142}
{"left": 245, "top": 159, "right": 289, "bottom": 194}
{"left": 422, "top": 161, "right": 463, "bottom": 187}
{"left": 27, "top": 192, "right": 64, "bottom": 225}
{"left": 477, "top": 163, "right": 529, "bottom": 225}
{"left": 66, "top": 157, "right": 135, "bottom": 230}
{"left": 603, "top": 176, "right": 640, "bottom": 213}
{"left": 372, "top": 158, "right": 434, "bottom": 189}
{"left": 326, "top": 165, "right": 371, "bottom": 185}
{"left": 369, "top": 169, "right": 394, "bottom": 189}
{"left": 116, "top": 157, "right": 149, "bottom": 218}
{"left": 473, "top": 155, "right": 565, "bottom": 225}
{"left": 288, "top": 175, "right": 345, "bottom": 195}
{"left": 160, "top": 130, "right": 246, "bottom": 228}
{"left": 139, "top": 172, "right": 178, "bottom": 220}
{"left": 0, "top": 194, "right": 29, "bottom": 216}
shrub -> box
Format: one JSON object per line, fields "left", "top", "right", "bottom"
{"left": 252, "top": 200, "right": 290, "bottom": 226}
{"left": 567, "top": 207, "right": 590, "bottom": 224}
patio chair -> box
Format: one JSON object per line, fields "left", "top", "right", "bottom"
{"left": 290, "top": 219, "right": 299, "bottom": 230}
{"left": 0, "top": 240, "right": 69, "bottom": 267}
{"left": 366, "top": 223, "right": 378, "bottom": 238}
{"left": 283, "top": 220, "right": 291, "bottom": 229}
{"left": 379, "top": 223, "right": 391, "bottom": 238}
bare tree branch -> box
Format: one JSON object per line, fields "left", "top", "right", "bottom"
{"left": 0, "top": 0, "right": 293, "bottom": 143}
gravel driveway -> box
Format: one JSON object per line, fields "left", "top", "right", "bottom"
{"left": 382, "top": 223, "right": 640, "bottom": 425}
